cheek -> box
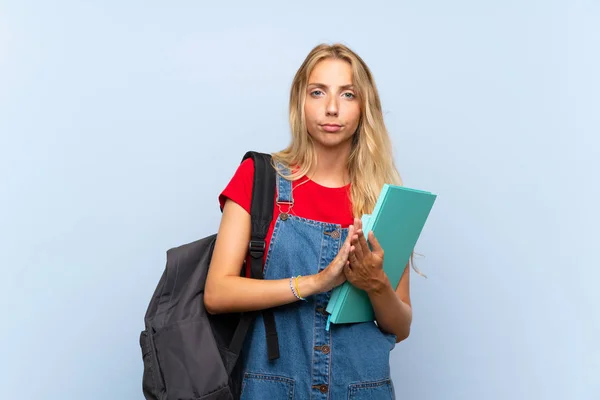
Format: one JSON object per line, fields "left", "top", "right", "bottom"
{"left": 304, "top": 101, "right": 315, "bottom": 119}
{"left": 304, "top": 103, "right": 318, "bottom": 126}
{"left": 345, "top": 104, "right": 361, "bottom": 129}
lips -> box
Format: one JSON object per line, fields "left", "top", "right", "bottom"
{"left": 321, "top": 124, "right": 342, "bottom": 133}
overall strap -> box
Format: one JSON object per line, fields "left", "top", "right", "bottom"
{"left": 276, "top": 163, "right": 294, "bottom": 204}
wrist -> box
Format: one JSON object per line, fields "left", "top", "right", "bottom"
{"left": 312, "top": 271, "right": 328, "bottom": 294}
{"left": 367, "top": 271, "right": 390, "bottom": 295}
{"left": 298, "top": 273, "right": 323, "bottom": 299}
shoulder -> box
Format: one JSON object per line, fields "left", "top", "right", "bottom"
{"left": 218, "top": 158, "right": 255, "bottom": 213}
{"left": 237, "top": 157, "right": 256, "bottom": 177}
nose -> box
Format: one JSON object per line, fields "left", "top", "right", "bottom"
{"left": 326, "top": 96, "right": 339, "bottom": 117}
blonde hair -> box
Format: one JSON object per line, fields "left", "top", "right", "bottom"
{"left": 272, "top": 43, "right": 423, "bottom": 276}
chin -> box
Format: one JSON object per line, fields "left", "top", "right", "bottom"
{"left": 313, "top": 135, "right": 353, "bottom": 149}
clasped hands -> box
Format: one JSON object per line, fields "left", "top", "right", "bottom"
{"left": 343, "top": 217, "right": 388, "bottom": 294}
{"left": 319, "top": 217, "right": 389, "bottom": 294}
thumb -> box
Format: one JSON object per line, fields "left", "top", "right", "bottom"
{"left": 336, "top": 241, "right": 351, "bottom": 266}
{"left": 346, "top": 224, "right": 355, "bottom": 243}
{"left": 343, "top": 261, "right": 352, "bottom": 277}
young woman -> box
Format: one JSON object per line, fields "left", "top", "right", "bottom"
{"left": 205, "top": 43, "right": 413, "bottom": 400}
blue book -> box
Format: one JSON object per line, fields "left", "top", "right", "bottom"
{"left": 325, "top": 184, "right": 437, "bottom": 328}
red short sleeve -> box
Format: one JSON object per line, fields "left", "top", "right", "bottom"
{"left": 218, "top": 158, "right": 255, "bottom": 213}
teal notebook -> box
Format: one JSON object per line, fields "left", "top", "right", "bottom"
{"left": 325, "top": 184, "right": 437, "bottom": 328}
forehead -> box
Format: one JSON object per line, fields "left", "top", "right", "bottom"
{"left": 308, "top": 58, "right": 353, "bottom": 86}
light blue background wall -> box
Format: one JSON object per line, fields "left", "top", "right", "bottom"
{"left": 1, "top": 1, "right": 598, "bottom": 399}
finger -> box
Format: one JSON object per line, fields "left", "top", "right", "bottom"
{"left": 368, "top": 231, "right": 384, "bottom": 258}
{"left": 344, "top": 225, "right": 355, "bottom": 246}
{"left": 348, "top": 247, "right": 359, "bottom": 265}
{"left": 357, "top": 228, "right": 370, "bottom": 256}
{"left": 352, "top": 230, "right": 364, "bottom": 260}
{"left": 339, "top": 227, "right": 353, "bottom": 256}
{"left": 341, "top": 242, "right": 352, "bottom": 261}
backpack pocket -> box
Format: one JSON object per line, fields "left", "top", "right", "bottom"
{"left": 348, "top": 378, "right": 394, "bottom": 400}
{"left": 154, "top": 319, "right": 231, "bottom": 400}
{"left": 139, "top": 330, "right": 165, "bottom": 400}
{"left": 240, "top": 373, "right": 294, "bottom": 400}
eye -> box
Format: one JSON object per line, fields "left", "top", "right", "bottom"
{"left": 310, "top": 90, "right": 324, "bottom": 97}
{"left": 342, "top": 92, "right": 355, "bottom": 99}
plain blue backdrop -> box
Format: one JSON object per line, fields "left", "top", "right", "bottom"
{"left": 1, "top": 1, "right": 598, "bottom": 399}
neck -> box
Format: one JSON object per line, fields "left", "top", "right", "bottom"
{"left": 308, "top": 142, "right": 352, "bottom": 188}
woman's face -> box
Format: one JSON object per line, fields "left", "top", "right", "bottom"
{"left": 304, "top": 58, "right": 361, "bottom": 150}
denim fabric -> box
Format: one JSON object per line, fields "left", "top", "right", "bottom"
{"left": 240, "top": 168, "right": 397, "bottom": 400}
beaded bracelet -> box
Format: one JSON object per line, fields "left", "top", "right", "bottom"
{"left": 290, "top": 275, "right": 306, "bottom": 301}
{"left": 294, "top": 275, "right": 305, "bottom": 300}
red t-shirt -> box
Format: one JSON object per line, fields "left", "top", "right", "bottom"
{"left": 219, "top": 158, "right": 354, "bottom": 275}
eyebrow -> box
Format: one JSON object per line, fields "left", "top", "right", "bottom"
{"left": 308, "top": 83, "right": 355, "bottom": 90}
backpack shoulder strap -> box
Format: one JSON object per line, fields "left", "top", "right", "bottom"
{"left": 228, "top": 151, "right": 280, "bottom": 362}
{"left": 243, "top": 151, "right": 276, "bottom": 278}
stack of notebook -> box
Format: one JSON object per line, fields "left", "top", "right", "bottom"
{"left": 325, "top": 183, "right": 437, "bottom": 330}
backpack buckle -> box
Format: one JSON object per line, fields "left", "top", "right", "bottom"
{"left": 249, "top": 240, "right": 266, "bottom": 258}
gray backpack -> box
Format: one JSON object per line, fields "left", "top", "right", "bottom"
{"left": 139, "top": 151, "right": 279, "bottom": 400}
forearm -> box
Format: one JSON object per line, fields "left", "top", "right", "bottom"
{"left": 205, "top": 274, "right": 323, "bottom": 314}
{"left": 368, "top": 276, "right": 412, "bottom": 342}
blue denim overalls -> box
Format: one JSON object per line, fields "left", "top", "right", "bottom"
{"left": 239, "top": 168, "right": 397, "bottom": 399}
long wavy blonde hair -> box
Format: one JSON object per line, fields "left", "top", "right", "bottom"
{"left": 272, "top": 43, "right": 423, "bottom": 275}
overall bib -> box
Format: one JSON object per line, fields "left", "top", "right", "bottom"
{"left": 240, "top": 169, "right": 397, "bottom": 400}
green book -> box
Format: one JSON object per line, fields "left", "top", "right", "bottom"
{"left": 325, "top": 184, "right": 437, "bottom": 328}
